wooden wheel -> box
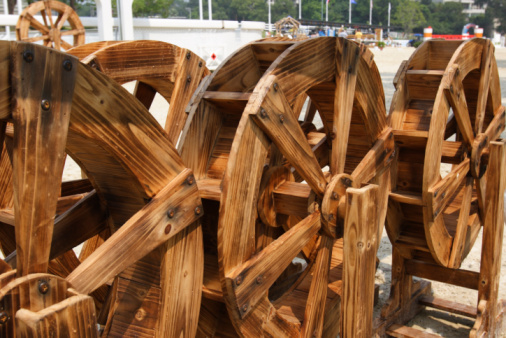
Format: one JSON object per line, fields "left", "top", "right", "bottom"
{"left": 180, "top": 37, "right": 392, "bottom": 336}
{"left": 16, "top": 0, "right": 85, "bottom": 51}
{"left": 387, "top": 38, "right": 504, "bottom": 268}
{"left": 0, "top": 41, "right": 203, "bottom": 336}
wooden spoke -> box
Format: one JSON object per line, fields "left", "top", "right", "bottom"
{"left": 27, "top": 13, "right": 50, "bottom": 34}
{"left": 300, "top": 235, "right": 333, "bottom": 337}
{"left": 23, "top": 35, "right": 50, "bottom": 43}
{"left": 332, "top": 40, "right": 364, "bottom": 175}
{"left": 60, "top": 39, "right": 73, "bottom": 51}
{"left": 225, "top": 211, "right": 320, "bottom": 318}
{"left": 55, "top": 6, "right": 72, "bottom": 30}
{"left": 134, "top": 81, "right": 157, "bottom": 110}
{"left": 11, "top": 44, "right": 77, "bottom": 276}
{"left": 474, "top": 41, "right": 493, "bottom": 134}
{"left": 43, "top": 0, "right": 55, "bottom": 28}
{"left": 443, "top": 64, "right": 474, "bottom": 147}
{"left": 351, "top": 128, "right": 395, "bottom": 184}
{"left": 60, "top": 28, "right": 85, "bottom": 36}
{"left": 251, "top": 81, "right": 327, "bottom": 197}
{"left": 303, "top": 99, "right": 317, "bottom": 123}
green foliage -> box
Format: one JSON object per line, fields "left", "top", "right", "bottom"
{"left": 473, "top": 10, "right": 495, "bottom": 37}
{"left": 393, "top": 0, "right": 426, "bottom": 35}
{"left": 426, "top": 2, "right": 465, "bottom": 34}
{"left": 133, "top": 0, "right": 175, "bottom": 18}
{"left": 413, "top": 40, "right": 422, "bottom": 48}
{"left": 271, "top": 0, "right": 296, "bottom": 22}
{"left": 377, "top": 40, "right": 385, "bottom": 47}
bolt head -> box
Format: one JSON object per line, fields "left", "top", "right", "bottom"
{"left": 260, "top": 108, "right": 267, "bottom": 118}
{"left": 38, "top": 280, "right": 49, "bottom": 294}
{"left": 235, "top": 275, "right": 243, "bottom": 285}
{"left": 242, "top": 304, "right": 248, "bottom": 312}
{"left": 194, "top": 206, "right": 202, "bottom": 215}
{"left": 41, "top": 99, "right": 51, "bottom": 111}
{"left": 186, "top": 175, "right": 195, "bottom": 185}
{"left": 186, "top": 51, "right": 191, "bottom": 60}
{"left": 167, "top": 209, "right": 175, "bottom": 218}
{"left": 187, "top": 75, "right": 192, "bottom": 83}
{"left": 256, "top": 276, "right": 262, "bottom": 284}
{"left": 279, "top": 114, "right": 284, "bottom": 123}
{"left": 63, "top": 59, "right": 73, "bottom": 71}
{"left": 23, "top": 50, "right": 34, "bottom": 63}
{"left": 273, "top": 83, "right": 279, "bottom": 92}
{"left": 0, "top": 312, "right": 9, "bottom": 325}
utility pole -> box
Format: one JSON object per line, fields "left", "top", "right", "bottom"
{"left": 209, "top": 0, "right": 212, "bottom": 20}
{"left": 199, "top": 0, "right": 203, "bottom": 20}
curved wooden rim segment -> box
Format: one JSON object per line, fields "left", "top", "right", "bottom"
{"left": 185, "top": 37, "right": 390, "bottom": 335}
{"left": 16, "top": 0, "right": 85, "bottom": 50}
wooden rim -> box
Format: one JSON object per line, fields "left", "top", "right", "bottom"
{"left": 0, "top": 41, "right": 203, "bottom": 336}
{"left": 387, "top": 38, "right": 504, "bottom": 268}
{"left": 180, "top": 37, "right": 390, "bottom": 336}
{"left": 16, "top": 0, "right": 85, "bottom": 51}
{"left": 68, "top": 40, "right": 210, "bottom": 145}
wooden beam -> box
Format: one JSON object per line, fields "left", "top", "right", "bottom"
{"left": 404, "top": 259, "right": 480, "bottom": 290}
{"left": 66, "top": 169, "right": 202, "bottom": 294}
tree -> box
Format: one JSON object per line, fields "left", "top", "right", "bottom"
{"left": 426, "top": 2, "right": 465, "bottom": 34}
{"left": 272, "top": 0, "right": 296, "bottom": 22}
{"left": 133, "top": 0, "right": 175, "bottom": 18}
{"left": 229, "top": 0, "right": 267, "bottom": 21}
{"left": 393, "top": 0, "right": 426, "bottom": 35}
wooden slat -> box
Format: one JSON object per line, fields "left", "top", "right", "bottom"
{"left": 389, "top": 191, "right": 423, "bottom": 206}
{"left": 0, "top": 41, "right": 11, "bottom": 118}
{"left": 300, "top": 235, "right": 333, "bottom": 337}
{"left": 251, "top": 81, "right": 327, "bottom": 197}
{"left": 67, "top": 169, "right": 201, "bottom": 294}
{"left": 443, "top": 64, "right": 474, "bottom": 147}
{"left": 225, "top": 211, "right": 321, "bottom": 318}
{"left": 448, "top": 176, "right": 473, "bottom": 268}
{"left": 197, "top": 178, "right": 222, "bottom": 201}
{"left": 418, "top": 295, "right": 477, "bottom": 318}
{"left": 12, "top": 43, "right": 77, "bottom": 276}
{"left": 404, "top": 259, "right": 480, "bottom": 290}
{"left": 273, "top": 181, "right": 312, "bottom": 217}
{"left": 352, "top": 128, "right": 394, "bottom": 184}
{"left": 427, "top": 158, "right": 469, "bottom": 221}
{"left": 387, "top": 324, "right": 441, "bottom": 338}
{"left": 405, "top": 69, "right": 444, "bottom": 101}
{"left": 341, "top": 185, "right": 379, "bottom": 337}
{"left": 332, "top": 40, "right": 363, "bottom": 174}
{"left": 474, "top": 41, "right": 492, "bottom": 134}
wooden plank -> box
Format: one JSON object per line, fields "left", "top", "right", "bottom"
{"left": 11, "top": 43, "right": 77, "bottom": 276}
{"left": 352, "top": 128, "right": 394, "bottom": 184}
{"left": 225, "top": 212, "right": 321, "bottom": 318}
{"left": 341, "top": 185, "right": 379, "bottom": 337}
{"left": 406, "top": 70, "right": 444, "bottom": 101}
{"left": 165, "top": 48, "right": 208, "bottom": 144}
{"left": 419, "top": 295, "right": 477, "bottom": 318}
{"left": 197, "top": 178, "right": 222, "bottom": 201}
{"left": 477, "top": 141, "right": 506, "bottom": 333}
{"left": 60, "top": 179, "right": 93, "bottom": 196}
{"left": 203, "top": 91, "right": 252, "bottom": 101}
{"left": 273, "top": 181, "right": 312, "bottom": 218}
{"left": 387, "top": 324, "right": 441, "bottom": 338}
{"left": 443, "top": 64, "right": 474, "bottom": 147}
{"left": 474, "top": 40, "right": 492, "bottom": 134}
{"left": 15, "top": 293, "right": 97, "bottom": 337}
{"left": 332, "top": 40, "right": 363, "bottom": 174}
{"left": 427, "top": 158, "right": 469, "bottom": 221}
{"left": 0, "top": 41, "right": 11, "bottom": 119}
{"left": 448, "top": 176, "right": 473, "bottom": 268}
{"left": 66, "top": 169, "right": 201, "bottom": 294}
{"left": 389, "top": 191, "right": 423, "bottom": 206}
{"left": 404, "top": 259, "right": 480, "bottom": 290}
{"left": 251, "top": 81, "right": 327, "bottom": 197}
{"left": 300, "top": 235, "right": 333, "bottom": 337}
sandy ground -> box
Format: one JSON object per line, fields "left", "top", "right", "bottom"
{"left": 4, "top": 43, "right": 506, "bottom": 336}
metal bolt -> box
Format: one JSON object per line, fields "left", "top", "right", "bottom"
{"left": 332, "top": 192, "right": 338, "bottom": 200}
{"left": 236, "top": 275, "right": 243, "bottom": 286}
{"left": 187, "top": 175, "right": 195, "bottom": 185}
{"left": 23, "top": 50, "right": 34, "bottom": 63}
{"left": 330, "top": 132, "right": 336, "bottom": 140}
{"left": 38, "top": 280, "right": 49, "bottom": 294}
{"left": 348, "top": 65, "right": 353, "bottom": 74}
{"left": 260, "top": 108, "right": 267, "bottom": 118}
{"left": 242, "top": 304, "right": 248, "bottom": 312}
{"left": 0, "top": 312, "right": 9, "bottom": 325}
{"left": 186, "top": 51, "right": 191, "bottom": 60}
{"left": 41, "top": 99, "right": 51, "bottom": 111}
{"left": 187, "top": 75, "right": 191, "bottom": 83}
{"left": 273, "top": 83, "right": 279, "bottom": 92}
{"left": 279, "top": 114, "right": 284, "bottom": 123}
{"left": 256, "top": 276, "right": 262, "bottom": 284}
{"left": 167, "top": 209, "right": 175, "bottom": 218}
{"left": 194, "top": 206, "right": 202, "bottom": 215}
{"left": 63, "top": 59, "right": 73, "bottom": 71}
{"left": 198, "top": 61, "right": 203, "bottom": 67}
{"left": 450, "top": 84, "right": 454, "bottom": 94}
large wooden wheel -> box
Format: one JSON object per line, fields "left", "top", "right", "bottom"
{"left": 387, "top": 38, "right": 504, "bottom": 268}
{"left": 0, "top": 41, "right": 203, "bottom": 336}
{"left": 16, "top": 0, "right": 85, "bottom": 51}
{"left": 180, "top": 37, "right": 392, "bottom": 336}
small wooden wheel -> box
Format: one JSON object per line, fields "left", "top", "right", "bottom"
{"left": 180, "top": 37, "right": 391, "bottom": 336}
{"left": 0, "top": 41, "right": 203, "bottom": 336}
{"left": 16, "top": 0, "right": 85, "bottom": 50}
{"left": 387, "top": 38, "right": 504, "bottom": 268}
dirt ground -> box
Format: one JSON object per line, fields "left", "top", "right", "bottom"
{"left": 4, "top": 42, "right": 506, "bottom": 337}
